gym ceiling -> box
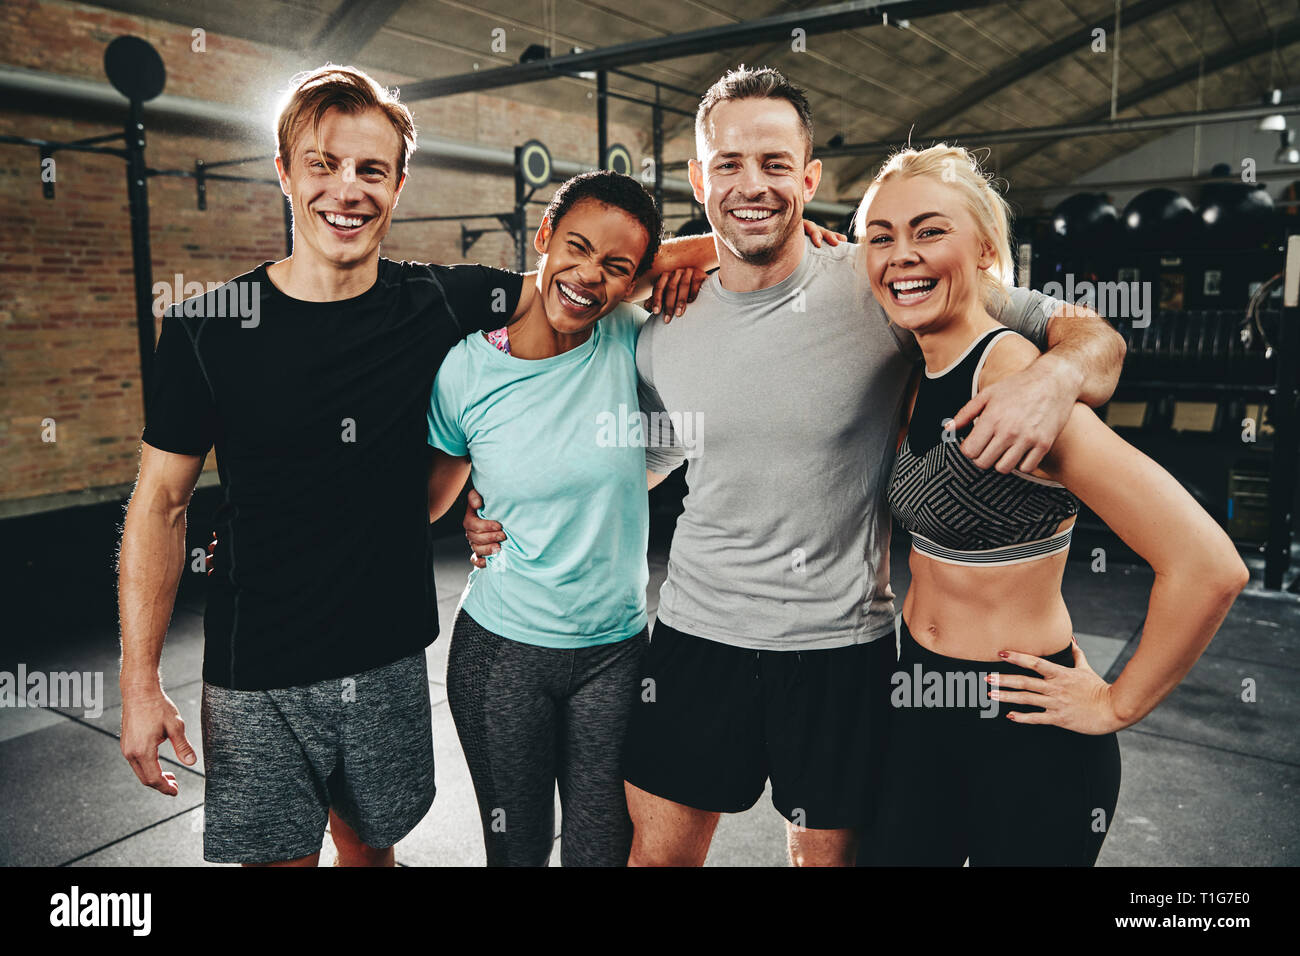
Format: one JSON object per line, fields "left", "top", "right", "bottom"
{"left": 34, "top": 0, "right": 1300, "bottom": 201}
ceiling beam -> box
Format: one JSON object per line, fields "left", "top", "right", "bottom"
{"left": 831, "top": 0, "right": 1189, "bottom": 185}
{"left": 399, "top": 0, "right": 1000, "bottom": 100}
{"left": 998, "top": 19, "right": 1300, "bottom": 177}
{"left": 815, "top": 101, "right": 1300, "bottom": 155}
{"left": 309, "top": 0, "right": 408, "bottom": 62}
{"left": 651, "top": 0, "right": 843, "bottom": 144}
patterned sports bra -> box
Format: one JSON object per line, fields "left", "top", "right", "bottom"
{"left": 888, "top": 328, "right": 1079, "bottom": 567}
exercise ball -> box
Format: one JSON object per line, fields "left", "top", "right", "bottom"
{"left": 1050, "top": 193, "right": 1121, "bottom": 252}
{"left": 1198, "top": 182, "right": 1278, "bottom": 249}
{"left": 1123, "top": 188, "right": 1201, "bottom": 250}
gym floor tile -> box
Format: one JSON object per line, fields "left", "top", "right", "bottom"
{"left": 71, "top": 806, "right": 219, "bottom": 867}
{"left": 1198, "top": 591, "right": 1298, "bottom": 669}
{"left": 0, "top": 718, "right": 203, "bottom": 866}
{"left": 1118, "top": 655, "right": 1298, "bottom": 766}
{"left": 0, "top": 704, "right": 65, "bottom": 746}
{"left": 1097, "top": 730, "right": 1297, "bottom": 866}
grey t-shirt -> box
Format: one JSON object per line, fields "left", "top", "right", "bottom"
{"left": 636, "top": 235, "right": 1055, "bottom": 651}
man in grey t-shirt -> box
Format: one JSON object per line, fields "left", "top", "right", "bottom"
{"left": 636, "top": 234, "right": 1059, "bottom": 651}
{"left": 618, "top": 68, "right": 1125, "bottom": 867}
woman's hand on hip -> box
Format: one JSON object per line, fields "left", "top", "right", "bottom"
{"left": 988, "top": 641, "right": 1127, "bottom": 735}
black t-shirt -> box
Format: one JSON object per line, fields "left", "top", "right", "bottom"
{"left": 143, "top": 258, "right": 523, "bottom": 690}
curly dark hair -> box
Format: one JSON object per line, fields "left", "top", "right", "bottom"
{"left": 543, "top": 170, "right": 663, "bottom": 276}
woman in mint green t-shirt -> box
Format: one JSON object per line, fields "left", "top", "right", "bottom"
{"left": 426, "top": 172, "right": 678, "bottom": 867}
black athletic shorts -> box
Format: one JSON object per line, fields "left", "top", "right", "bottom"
{"left": 622, "top": 618, "right": 895, "bottom": 830}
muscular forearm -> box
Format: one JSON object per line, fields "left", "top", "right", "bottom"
{"left": 1041, "top": 304, "right": 1126, "bottom": 408}
{"left": 653, "top": 234, "right": 718, "bottom": 274}
{"left": 629, "top": 235, "right": 718, "bottom": 302}
{"left": 1108, "top": 559, "right": 1245, "bottom": 725}
{"left": 118, "top": 491, "right": 188, "bottom": 693}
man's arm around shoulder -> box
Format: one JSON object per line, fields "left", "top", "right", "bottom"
{"left": 955, "top": 290, "right": 1126, "bottom": 473}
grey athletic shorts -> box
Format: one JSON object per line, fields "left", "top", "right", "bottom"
{"left": 200, "top": 651, "right": 435, "bottom": 864}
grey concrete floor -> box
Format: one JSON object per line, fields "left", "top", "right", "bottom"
{"left": 1, "top": 532, "right": 1295, "bottom": 866}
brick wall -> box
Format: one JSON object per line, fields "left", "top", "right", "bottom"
{"left": 0, "top": 0, "right": 650, "bottom": 507}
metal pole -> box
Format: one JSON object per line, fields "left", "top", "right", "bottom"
{"left": 1109, "top": 0, "right": 1122, "bottom": 120}
{"left": 804, "top": 101, "right": 1300, "bottom": 159}
{"left": 124, "top": 98, "right": 156, "bottom": 416}
{"left": 1265, "top": 232, "right": 1299, "bottom": 589}
{"left": 653, "top": 91, "right": 664, "bottom": 214}
{"left": 514, "top": 146, "right": 527, "bottom": 272}
{"left": 400, "top": 1, "right": 983, "bottom": 100}
{"left": 597, "top": 70, "right": 608, "bottom": 169}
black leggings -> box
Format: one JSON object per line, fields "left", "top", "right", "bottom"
{"left": 861, "top": 620, "right": 1121, "bottom": 866}
{"left": 447, "top": 611, "right": 647, "bottom": 867}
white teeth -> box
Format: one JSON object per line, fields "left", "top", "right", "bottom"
{"left": 732, "top": 208, "right": 775, "bottom": 220}
{"left": 324, "top": 212, "right": 364, "bottom": 228}
{"left": 890, "top": 277, "right": 938, "bottom": 303}
{"left": 559, "top": 282, "right": 594, "bottom": 307}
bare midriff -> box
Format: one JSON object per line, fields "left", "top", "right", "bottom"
{"left": 901, "top": 516, "right": 1077, "bottom": 662}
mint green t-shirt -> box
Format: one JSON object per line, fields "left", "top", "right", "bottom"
{"left": 427, "top": 304, "right": 650, "bottom": 648}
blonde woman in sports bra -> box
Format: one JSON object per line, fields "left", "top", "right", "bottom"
{"left": 855, "top": 144, "right": 1248, "bottom": 866}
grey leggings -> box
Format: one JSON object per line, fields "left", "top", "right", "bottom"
{"left": 447, "top": 610, "right": 648, "bottom": 867}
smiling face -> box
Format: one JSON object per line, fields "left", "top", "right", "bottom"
{"left": 534, "top": 198, "right": 650, "bottom": 336}
{"left": 275, "top": 106, "right": 405, "bottom": 271}
{"left": 861, "top": 175, "right": 997, "bottom": 335}
{"left": 690, "top": 98, "right": 820, "bottom": 266}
